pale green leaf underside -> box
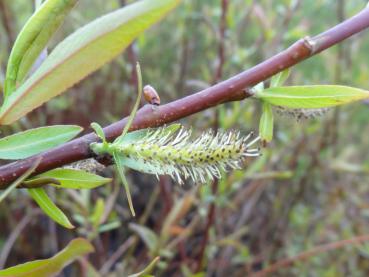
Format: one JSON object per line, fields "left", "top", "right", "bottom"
{"left": 0, "top": 238, "right": 93, "bottom": 277}
{"left": 259, "top": 102, "right": 273, "bottom": 143}
{"left": 90, "top": 198, "right": 105, "bottom": 227}
{"left": 115, "top": 124, "right": 181, "bottom": 145}
{"left": 0, "top": 0, "right": 181, "bottom": 124}
{"left": 28, "top": 187, "right": 74, "bottom": 229}
{"left": 4, "top": 0, "right": 78, "bottom": 97}
{"left": 30, "top": 168, "right": 111, "bottom": 189}
{"left": 255, "top": 85, "right": 369, "bottom": 109}
{"left": 0, "top": 125, "right": 82, "bottom": 160}
{"left": 270, "top": 69, "right": 290, "bottom": 88}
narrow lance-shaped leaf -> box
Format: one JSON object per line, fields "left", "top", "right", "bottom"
{"left": 4, "top": 0, "right": 79, "bottom": 97}
{"left": 0, "top": 0, "right": 182, "bottom": 124}
{"left": 0, "top": 238, "right": 94, "bottom": 277}
{"left": 114, "top": 151, "right": 136, "bottom": 217}
{"left": 0, "top": 125, "right": 82, "bottom": 160}
{"left": 28, "top": 187, "right": 74, "bottom": 229}
{"left": 259, "top": 102, "right": 274, "bottom": 143}
{"left": 90, "top": 198, "right": 105, "bottom": 228}
{"left": 26, "top": 168, "right": 111, "bottom": 189}
{"left": 255, "top": 85, "right": 369, "bottom": 109}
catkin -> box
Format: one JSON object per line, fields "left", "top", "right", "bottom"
{"left": 115, "top": 127, "right": 260, "bottom": 184}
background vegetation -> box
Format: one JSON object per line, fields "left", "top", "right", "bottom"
{"left": 1, "top": 0, "right": 369, "bottom": 276}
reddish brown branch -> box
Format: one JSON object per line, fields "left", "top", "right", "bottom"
{"left": 1, "top": 6, "right": 369, "bottom": 189}
{"left": 251, "top": 234, "right": 369, "bottom": 277}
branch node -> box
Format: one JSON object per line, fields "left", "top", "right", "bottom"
{"left": 303, "top": 35, "right": 319, "bottom": 54}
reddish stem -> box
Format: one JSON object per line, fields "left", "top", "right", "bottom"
{"left": 251, "top": 234, "right": 369, "bottom": 277}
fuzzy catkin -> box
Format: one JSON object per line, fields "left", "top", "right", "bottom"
{"left": 114, "top": 127, "right": 260, "bottom": 184}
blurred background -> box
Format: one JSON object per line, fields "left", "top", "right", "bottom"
{"left": 1, "top": 0, "right": 369, "bottom": 276}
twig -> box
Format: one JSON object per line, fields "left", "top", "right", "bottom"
{"left": 99, "top": 236, "right": 135, "bottom": 275}
{"left": 251, "top": 234, "right": 369, "bottom": 277}
{"left": 0, "top": 209, "right": 41, "bottom": 268}
{"left": 1, "top": 6, "right": 369, "bottom": 189}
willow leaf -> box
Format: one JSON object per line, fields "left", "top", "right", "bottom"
{"left": 255, "top": 85, "right": 369, "bottom": 109}
{"left": 0, "top": 125, "right": 82, "bottom": 160}
{"left": 0, "top": 0, "right": 181, "bottom": 124}
{"left": 113, "top": 151, "right": 136, "bottom": 217}
{"left": 28, "top": 187, "right": 74, "bottom": 229}
{"left": 259, "top": 102, "right": 274, "bottom": 143}
{"left": 0, "top": 238, "right": 93, "bottom": 277}
{"left": 28, "top": 168, "right": 111, "bottom": 189}
{"left": 4, "top": 0, "right": 78, "bottom": 97}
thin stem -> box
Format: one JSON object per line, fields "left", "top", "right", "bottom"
{"left": 0, "top": 209, "right": 41, "bottom": 268}
{"left": 251, "top": 234, "right": 369, "bottom": 277}
{"left": 121, "top": 62, "right": 143, "bottom": 137}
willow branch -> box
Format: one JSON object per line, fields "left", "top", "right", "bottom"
{"left": 1, "top": 6, "right": 369, "bottom": 189}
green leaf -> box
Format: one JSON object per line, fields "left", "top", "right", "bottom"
{"left": 113, "top": 151, "right": 136, "bottom": 217}
{"left": 255, "top": 85, "right": 369, "bottom": 109}
{"left": 0, "top": 125, "right": 82, "bottom": 160}
{"left": 28, "top": 187, "right": 74, "bottom": 229}
{"left": 115, "top": 123, "right": 181, "bottom": 144}
{"left": 28, "top": 168, "right": 111, "bottom": 189}
{"left": 0, "top": 0, "right": 182, "bottom": 124}
{"left": 4, "top": 0, "right": 79, "bottom": 97}
{"left": 270, "top": 69, "right": 290, "bottom": 88}
{"left": 259, "top": 102, "right": 274, "bottom": 143}
{"left": 91, "top": 122, "right": 106, "bottom": 143}
{"left": 98, "top": 221, "right": 121, "bottom": 233}
{"left": 90, "top": 198, "right": 105, "bottom": 228}
{"left": 129, "top": 223, "right": 159, "bottom": 253}
{"left": 114, "top": 129, "right": 150, "bottom": 145}
{"left": 0, "top": 238, "right": 94, "bottom": 277}
{"left": 128, "top": 257, "right": 160, "bottom": 277}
